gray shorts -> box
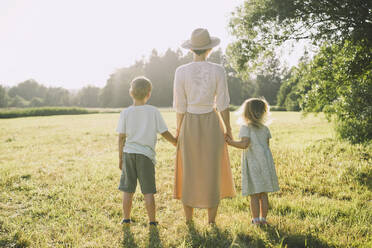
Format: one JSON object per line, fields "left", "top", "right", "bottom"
{"left": 118, "top": 153, "right": 156, "bottom": 194}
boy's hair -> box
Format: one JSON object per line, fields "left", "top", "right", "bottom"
{"left": 191, "top": 49, "right": 209, "bottom": 55}
{"left": 242, "top": 98, "right": 269, "bottom": 127}
{"left": 129, "top": 76, "right": 152, "bottom": 100}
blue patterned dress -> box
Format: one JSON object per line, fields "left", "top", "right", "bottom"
{"left": 239, "top": 124, "right": 279, "bottom": 196}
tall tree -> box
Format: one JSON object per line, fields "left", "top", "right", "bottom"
{"left": 0, "top": 85, "right": 7, "bottom": 107}
{"left": 8, "top": 79, "right": 47, "bottom": 101}
{"left": 228, "top": 0, "right": 372, "bottom": 73}
{"left": 78, "top": 85, "right": 100, "bottom": 107}
{"left": 253, "top": 57, "right": 283, "bottom": 105}
{"left": 228, "top": 0, "right": 372, "bottom": 143}
{"left": 44, "top": 87, "right": 70, "bottom": 106}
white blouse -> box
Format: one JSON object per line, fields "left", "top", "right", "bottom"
{"left": 173, "top": 61, "right": 230, "bottom": 114}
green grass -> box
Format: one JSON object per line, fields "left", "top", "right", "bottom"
{"left": 0, "top": 111, "right": 371, "bottom": 247}
{"left": 0, "top": 107, "right": 98, "bottom": 118}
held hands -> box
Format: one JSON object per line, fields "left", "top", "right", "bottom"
{"left": 225, "top": 135, "right": 234, "bottom": 145}
{"left": 224, "top": 127, "right": 233, "bottom": 145}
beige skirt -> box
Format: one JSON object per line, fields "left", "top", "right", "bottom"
{"left": 174, "top": 111, "right": 236, "bottom": 208}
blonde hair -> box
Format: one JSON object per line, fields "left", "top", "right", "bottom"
{"left": 237, "top": 98, "right": 270, "bottom": 127}
{"left": 129, "top": 76, "right": 152, "bottom": 100}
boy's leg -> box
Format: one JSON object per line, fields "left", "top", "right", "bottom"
{"left": 123, "top": 192, "right": 134, "bottom": 219}
{"left": 144, "top": 194, "right": 156, "bottom": 222}
{"left": 207, "top": 205, "right": 219, "bottom": 224}
{"left": 259, "top": 193, "right": 269, "bottom": 219}
{"left": 118, "top": 153, "right": 137, "bottom": 221}
{"left": 183, "top": 204, "right": 193, "bottom": 222}
{"left": 250, "top": 194, "right": 260, "bottom": 220}
{"left": 136, "top": 154, "right": 157, "bottom": 223}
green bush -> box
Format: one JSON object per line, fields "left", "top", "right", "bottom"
{"left": 301, "top": 40, "right": 372, "bottom": 143}
{"left": 8, "top": 95, "right": 29, "bottom": 108}
{"left": 0, "top": 107, "right": 98, "bottom": 118}
{"left": 29, "top": 97, "right": 44, "bottom": 107}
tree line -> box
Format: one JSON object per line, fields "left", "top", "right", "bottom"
{"left": 0, "top": 48, "right": 288, "bottom": 109}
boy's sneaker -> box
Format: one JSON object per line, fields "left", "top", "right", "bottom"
{"left": 120, "top": 219, "right": 131, "bottom": 225}
{"left": 149, "top": 221, "right": 158, "bottom": 227}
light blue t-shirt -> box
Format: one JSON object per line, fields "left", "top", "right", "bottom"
{"left": 116, "top": 105, "right": 168, "bottom": 164}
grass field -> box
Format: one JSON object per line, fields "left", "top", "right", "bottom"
{"left": 0, "top": 110, "right": 371, "bottom": 247}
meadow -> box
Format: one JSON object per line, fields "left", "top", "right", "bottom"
{"left": 0, "top": 110, "right": 371, "bottom": 248}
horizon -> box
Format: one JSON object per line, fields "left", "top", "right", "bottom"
{"left": 0, "top": 0, "right": 307, "bottom": 89}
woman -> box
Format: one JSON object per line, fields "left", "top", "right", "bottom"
{"left": 173, "top": 28, "right": 236, "bottom": 224}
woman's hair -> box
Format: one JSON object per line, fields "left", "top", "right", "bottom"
{"left": 191, "top": 49, "right": 209, "bottom": 55}
{"left": 129, "top": 76, "right": 152, "bottom": 100}
{"left": 240, "top": 98, "right": 270, "bottom": 127}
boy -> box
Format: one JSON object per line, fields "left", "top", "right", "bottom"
{"left": 116, "top": 76, "right": 176, "bottom": 226}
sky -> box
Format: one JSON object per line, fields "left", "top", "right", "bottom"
{"left": 0, "top": 0, "right": 306, "bottom": 89}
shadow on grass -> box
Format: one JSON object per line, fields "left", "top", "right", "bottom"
{"left": 185, "top": 222, "right": 335, "bottom": 248}
{"left": 122, "top": 225, "right": 163, "bottom": 248}
{"left": 147, "top": 226, "right": 163, "bottom": 248}
{"left": 185, "top": 222, "right": 266, "bottom": 248}
{"left": 186, "top": 222, "right": 232, "bottom": 247}
{"left": 121, "top": 221, "right": 334, "bottom": 248}
{"left": 0, "top": 233, "right": 30, "bottom": 248}
{"left": 262, "top": 224, "right": 335, "bottom": 248}
{"left": 122, "top": 225, "right": 138, "bottom": 248}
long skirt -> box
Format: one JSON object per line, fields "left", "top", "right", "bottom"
{"left": 174, "top": 111, "right": 236, "bottom": 208}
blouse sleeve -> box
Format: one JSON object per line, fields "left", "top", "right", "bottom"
{"left": 215, "top": 66, "right": 230, "bottom": 112}
{"left": 239, "top": 125, "right": 250, "bottom": 138}
{"left": 173, "top": 67, "right": 187, "bottom": 113}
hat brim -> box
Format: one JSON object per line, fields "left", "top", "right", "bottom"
{"left": 181, "top": 36, "right": 220, "bottom": 50}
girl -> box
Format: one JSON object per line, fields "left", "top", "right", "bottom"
{"left": 226, "top": 98, "right": 279, "bottom": 225}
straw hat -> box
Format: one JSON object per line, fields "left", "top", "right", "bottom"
{"left": 181, "top": 28, "right": 220, "bottom": 50}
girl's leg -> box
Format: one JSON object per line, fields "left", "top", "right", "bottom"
{"left": 250, "top": 194, "right": 260, "bottom": 222}
{"left": 259, "top": 193, "right": 269, "bottom": 219}
{"left": 144, "top": 194, "right": 156, "bottom": 222}
{"left": 123, "top": 192, "right": 134, "bottom": 220}
{"left": 183, "top": 204, "right": 194, "bottom": 222}
{"left": 207, "top": 205, "right": 219, "bottom": 224}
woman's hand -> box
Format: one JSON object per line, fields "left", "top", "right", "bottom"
{"left": 172, "top": 136, "right": 178, "bottom": 147}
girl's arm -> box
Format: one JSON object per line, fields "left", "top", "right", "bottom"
{"left": 176, "top": 112, "right": 185, "bottom": 138}
{"left": 118, "top": 133, "right": 126, "bottom": 170}
{"left": 226, "top": 137, "right": 250, "bottom": 149}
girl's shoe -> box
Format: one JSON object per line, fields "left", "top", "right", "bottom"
{"left": 251, "top": 218, "right": 260, "bottom": 225}
{"left": 259, "top": 217, "right": 268, "bottom": 225}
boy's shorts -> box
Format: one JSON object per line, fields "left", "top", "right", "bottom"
{"left": 118, "top": 153, "right": 156, "bottom": 194}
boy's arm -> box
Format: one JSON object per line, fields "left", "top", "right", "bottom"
{"left": 226, "top": 137, "right": 250, "bottom": 149}
{"left": 118, "top": 133, "right": 126, "bottom": 170}
{"left": 161, "top": 131, "right": 177, "bottom": 146}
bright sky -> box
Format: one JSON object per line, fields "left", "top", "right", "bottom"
{"left": 0, "top": 0, "right": 304, "bottom": 89}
